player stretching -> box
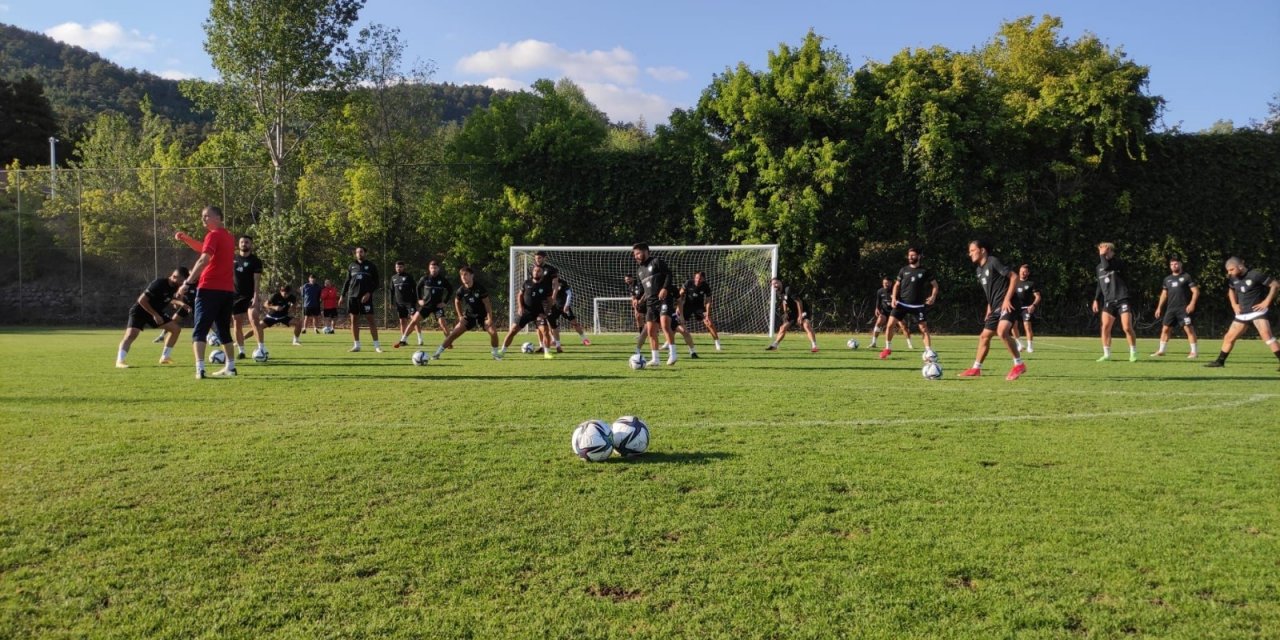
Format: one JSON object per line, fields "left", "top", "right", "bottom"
{"left": 1092, "top": 242, "right": 1138, "bottom": 362}
{"left": 340, "top": 246, "right": 381, "bottom": 352}
{"left": 1152, "top": 256, "right": 1199, "bottom": 358}
{"left": 263, "top": 283, "right": 303, "bottom": 345}
{"left": 389, "top": 261, "right": 422, "bottom": 347}
{"left": 432, "top": 266, "right": 501, "bottom": 360}
{"left": 958, "top": 240, "right": 1026, "bottom": 380}
{"left": 681, "top": 272, "right": 721, "bottom": 351}
{"left": 880, "top": 247, "right": 937, "bottom": 359}
{"left": 632, "top": 243, "right": 676, "bottom": 365}
{"left": 1204, "top": 257, "right": 1280, "bottom": 370}
{"left": 666, "top": 284, "right": 700, "bottom": 359}
{"left": 300, "top": 274, "right": 323, "bottom": 334}
{"left": 1010, "top": 265, "right": 1042, "bottom": 353}
{"left": 766, "top": 278, "right": 818, "bottom": 352}
{"left": 501, "top": 264, "right": 553, "bottom": 358}
{"left": 116, "top": 266, "right": 190, "bottom": 367}
{"left": 398, "top": 260, "right": 451, "bottom": 348}
{"left": 547, "top": 277, "right": 591, "bottom": 351}
{"left": 175, "top": 206, "right": 237, "bottom": 378}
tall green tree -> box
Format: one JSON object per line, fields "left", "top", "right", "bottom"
{"left": 189, "top": 0, "right": 365, "bottom": 219}
{"left": 0, "top": 75, "right": 63, "bottom": 166}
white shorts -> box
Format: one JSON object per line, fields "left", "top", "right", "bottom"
{"left": 1234, "top": 310, "right": 1268, "bottom": 322}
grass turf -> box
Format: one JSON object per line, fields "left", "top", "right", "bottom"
{"left": 1, "top": 328, "right": 1278, "bottom": 638}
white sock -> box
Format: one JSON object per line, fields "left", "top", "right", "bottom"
{"left": 372, "top": 340, "right": 380, "bottom": 348}
{"left": 714, "top": 339, "right": 721, "bottom": 348}
{"left": 1103, "top": 346, "right": 1112, "bottom": 357}
{"left": 1027, "top": 340, "right": 1034, "bottom": 350}
{"left": 236, "top": 342, "right": 246, "bottom": 355}
{"left": 117, "top": 349, "right": 128, "bottom": 362}
{"left": 651, "top": 349, "right": 659, "bottom": 363}
{"left": 554, "top": 339, "right": 562, "bottom": 348}
{"left": 973, "top": 361, "right": 983, "bottom": 369}
{"left": 1189, "top": 342, "right": 1198, "bottom": 354}
{"left": 196, "top": 360, "right": 205, "bottom": 373}
{"left": 1157, "top": 340, "right": 1168, "bottom": 353}
{"left": 162, "top": 347, "right": 172, "bottom": 358}
{"left": 809, "top": 339, "right": 817, "bottom": 348}
{"left": 353, "top": 340, "right": 361, "bottom": 349}
{"left": 434, "top": 345, "right": 445, "bottom": 356}
{"left": 399, "top": 333, "right": 408, "bottom": 342}
{"left": 769, "top": 342, "right": 778, "bottom": 348}
{"left": 885, "top": 341, "right": 892, "bottom": 350}
{"left": 1129, "top": 345, "right": 1137, "bottom": 354}
{"left": 1013, "top": 357, "right": 1023, "bottom": 366}
{"left": 417, "top": 331, "right": 424, "bottom": 344}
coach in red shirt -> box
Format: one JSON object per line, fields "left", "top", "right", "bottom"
{"left": 176, "top": 206, "right": 238, "bottom": 378}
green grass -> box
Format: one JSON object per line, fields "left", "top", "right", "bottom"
{"left": 2, "top": 328, "right": 1278, "bottom": 638}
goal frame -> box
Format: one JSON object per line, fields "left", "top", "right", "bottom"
{"left": 509, "top": 245, "right": 780, "bottom": 336}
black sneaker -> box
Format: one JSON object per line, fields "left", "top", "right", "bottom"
{"left": 690, "top": 352, "right": 700, "bottom": 359}
{"left": 1203, "top": 360, "right": 1224, "bottom": 368}
{"left": 394, "top": 340, "right": 408, "bottom": 349}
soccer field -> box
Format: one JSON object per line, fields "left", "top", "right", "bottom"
{"left": 2, "top": 328, "right": 1278, "bottom": 638}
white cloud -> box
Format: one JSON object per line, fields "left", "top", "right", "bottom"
{"left": 646, "top": 66, "right": 689, "bottom": 83}
{"left": 158, "top": 70, "right": 195, "bottom": 81}
{"left": 459, "top": 39, "right": 638, "bottom": 85}
{"left": 578, "top": 82, "right": 675, "bottom": 125}
{"left": 45, "top": 21, "right": 157, "bottom": 56}
{"left": 480, "top": 76, "right": 528, "bottom": 92}
{"left": 0, "top": 4, "right": 11, "bottom": 14}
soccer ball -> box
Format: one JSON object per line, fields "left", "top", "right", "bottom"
{"left": 209, "top": 350, "right": 226, "bottom": 365}
{"left": 411, "top": 350, "right": 430, "bottom": 366}
{"left": 521, "top": 341, "right": 536, "bottom": 354}
{"left": 253, "top": 349, "right": 269, "bottom": 363}
{"left": 628, "top": 354, "right": 646, "bottom": 370}
{"left": 922, "top": 361, "right": 943, "bottom": 380}
{"left": 611, "top": 416, "right": 650, "bottom": 457}
{"left": 846, "top": 338, "right": 860, "bottom": 350}
{"left": 571, "top": 419, "right": 614, "bottom": 462}
{"left": 922, "top": 348, "right": 938, "bottom": 362}
{"left": 322, "top": 326, "right": 334, "bottom": 335}
{"left": 208, "top": 333, "right": 221, "bottom": 347}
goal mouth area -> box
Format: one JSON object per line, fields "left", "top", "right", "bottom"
{"left": 510, "top": 245, "right": 779, "bottom": 336}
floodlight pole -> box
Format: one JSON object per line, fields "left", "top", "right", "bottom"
{"left": 49, "top": 137, "right": 58, "bottom": 196}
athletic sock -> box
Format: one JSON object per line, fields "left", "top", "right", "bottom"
{"left": 1027, "top": 340, "right": 1034, "bottom": 350}
{"left": 1102, "top": 346, "right": 1112, "bottom": 357}
{"left": 1217, "top": 351, "right": 1229, "bottom": 364}
{"left": 117, "top": 348, "right": 128, "bottom": 362}
{"left": 372, "top": 340, "right": 380, "bottom": 349}
{"left": 399, "top": 333, "right": 408, "bottom": 343}
{"left": 973, "top": 361, "right": 983, "bottom": 369}
{"left": 353, "top": 340, "right": 361, "bottom": 349}
{"left": 236, "top": 343, "right": 246, "bottom": 356}
{"left": 196, "top": 361, "right": 205, "bottom": 373}
{"left": 161, "top": 347, "right": 172, "bottom": 358}
{"left": 417, "top": 331, "right": 424, "bottom": 345}
{"left": 809, "top": 339, "right": 817, "bottom": 348}
{"left": 714, "top": 339, "right": 722, "bottom": 349}
{"left": 1013, "top": 357, "right": 1023, "bottom": 366}
{"left": 651, "top": 349, "right": 659, "bottom": 363}
{"left": 668, "top": 343, "right": 676, "bottom": 356}
{"left": 884, "top": 341, "right": 892, "bottom": 350}
{"left": 1189, "top": 342, "right": 1198, "bottom": 354}
{"left": 1157, "top": 340, "right": 1168, "bottom": 354}
{"left": 1129, "top": 345, "right": 1138, "bottom": 355}
{"left": 434, "top": 345, "right": 445, "bottom": 357}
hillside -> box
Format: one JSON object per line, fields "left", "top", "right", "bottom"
{"left": 0, "top": 22, "right": 505, "bottom": 145}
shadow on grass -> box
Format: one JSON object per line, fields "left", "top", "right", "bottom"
{"left": 618, "top": 451, "right": 735, "bottom": 465}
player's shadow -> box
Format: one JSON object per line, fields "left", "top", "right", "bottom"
{"left": 619, "top": 451, "right": 734, "bottom": 465}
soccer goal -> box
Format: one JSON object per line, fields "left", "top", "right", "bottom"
{"left": 509, "top": 245, "right": 780, "bottom": 335}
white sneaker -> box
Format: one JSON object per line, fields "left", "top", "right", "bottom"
{"left": 292, "top": 339, "right": 301, "bottom": 346}
{"left": 348, "top": 346, "right": 361, "bottom": 352}
{"left": 115, "top": 361, "right": 129, "bottom": 369}
{"left": 1025, "top": 345, "right": 1034, "bottom": 353}
{"left": 667, "top": 353, "right": 677, "bottom": 366}
{"left": 374, "top": 347, "right": 384, "bottom": 353}
{"left": 211, "top": 367, "right": 236, "bottom": 377}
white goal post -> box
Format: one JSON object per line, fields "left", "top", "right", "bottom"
{"left": 509, "top": 245, "right": 780, "bottom": 335}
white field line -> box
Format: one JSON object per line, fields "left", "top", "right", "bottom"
{"left": 699, "top": 393, "right": 1278, "bottom": 428}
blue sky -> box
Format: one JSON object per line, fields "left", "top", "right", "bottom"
{"left": 3, "top": 0, "right": 1277, "bottom": 131}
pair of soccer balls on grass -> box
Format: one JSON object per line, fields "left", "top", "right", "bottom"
{"left": 571, "top": 416, "right": 649, "bottom": 462}
{"left": 208, "top": 350, "right": 268, "bottom": 364}
{"left": 846, "top": 339, "right": 942, "bottom": 379}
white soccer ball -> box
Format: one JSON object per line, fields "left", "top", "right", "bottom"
{"left": 208, "top": 350, "right": 226, "bottom": 365}
{"left": 208, "top": 334, "right": 221, "bottom": 347}
{"left": 611, "top": 416, "right": 650, "bottom": 457}
{"left": 411, "top": 350, "right": 430, "bottom": 366}
{"left": 322, "top": 326, "right": 334, "bottom": 335}
{"left": 846, "top": 338, "right": 860, "bottom": 350}
{"left": 922, "top": 348, "right": 938, "bottom": 362}
{"left": 571, "top": 419, "right": 614, "bottom": 462}
{"left": 253, "top": 349, "right": 269, "bottom": 363}
{"left": 922, "top": 361, "right": 943, "bottom": 380}
{"left": 521, "top": 341, "right": 536, "bottom": 354}
{"left": 628, "top": 353, "right": 646, "bottom": 370}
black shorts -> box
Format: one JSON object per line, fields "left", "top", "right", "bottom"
{"left": 232, "top": 295, "right": 254, "bottom": 315}
{"left": 396, "top": 303, "right": 417, "bottom": 319}
{"left": 322, "top": 308, "right": 338, "bottom": 319}
{"left": 127, "top": 306, "right": 165, "bottom": 330}
{"left": 463, "top": 316, "right": 487, "bottom": 331}
{"left": 193, "top": 289, "right": 234, "bottom": 344}
{"left": 784, "top": 311, "right": 809, "bottom": 327}
{"left": 263, "top": 314, "right": 293, "bottom": 327}
{"left": 514, "top": 309, "right": 545, "bottom": 329}
{"left": 1101, "top": 299, "right": 1132, "bottom": 316}
{"left": 890, "top": 303, "right": 928, "bottom": 324}
{"left": 685, "top": 308, "right": 706, "bottom": 323}
{"left": 983, "top": 309, "right": 1014, "bottom": 332}
{"left": 641, "top": 298, "right": 672, "bottom": 323}
{"left": 421, "top": 304, "right": 446, "bottom": 319}
{"left": 304, "top": 306, "right": 321, "bottom": 317}
{"left": 1162, "top": 308, "right": 1193, "bottom": 328}
{"left": 876, "top": 306, "right": 893, "bottom": 319}
{"left": 1019, "top": 307, "right": 1036, "bottom": 324}
{"left": 668, "top": 311, "right": 683, "bottom": 328}
{"left": 347, "top": 298, "right": 373, "bottom": 315}
{"left": 548, "top": 307, "right": 577, "bottom": 324}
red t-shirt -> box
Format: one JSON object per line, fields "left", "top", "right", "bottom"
{"left": 320, "top": 285, "right": 339, "bottom": 309}
{"left": 198, "top": 226, "right": 236, "bottom": 292}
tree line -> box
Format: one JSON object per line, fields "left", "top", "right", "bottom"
{"left": 3, "top": 9, "right": 1278, "bottom": 332}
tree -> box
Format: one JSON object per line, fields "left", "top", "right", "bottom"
{"left": 0, "top": 75, "right": 63, "bottom": 166}
{"left": 190, "top": 0, "right": 366, "bottom": 218}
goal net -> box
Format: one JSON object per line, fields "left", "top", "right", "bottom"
{"left": 509, "top": 245, "right": 779, "bottom": 335}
